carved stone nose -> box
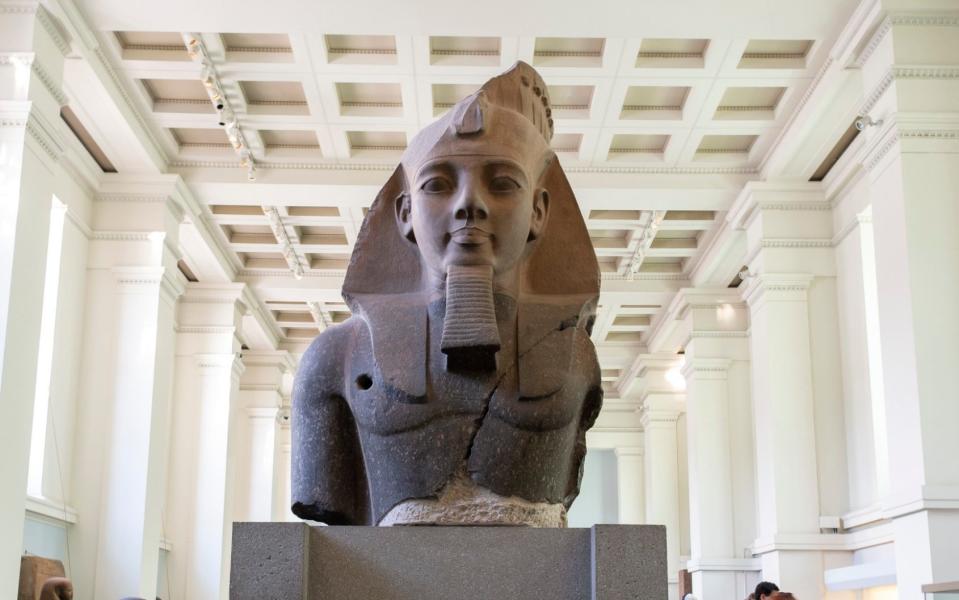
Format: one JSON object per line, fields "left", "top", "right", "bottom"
{"left": 453, "top": 192, "right": 488, "bottom": 221}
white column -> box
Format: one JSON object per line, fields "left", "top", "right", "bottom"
{"left": 744, "top": 274, "right": 824, "bottom": 597}
{"left": 638, "top": 355, "right": 684, "bottom": 600}
{"left": 0, "top": 3, "right": 67, "bottom": 592}
{"left": 70, "top": 180, "right": 185, "bottom": 600}
{"left": 273, "top": 410, "right": 293, "bottom": 522}
{"left": 678, "top": 289, "right": 751, "bottom": 600}
{"left": 730, "top": 181, "right": 848, "bottom": 599}
{"left": 166, "top": 283, "right": 246, "bottom": 600}
{"left": 857, "top": 10, "right": 959, "bottom": 596}
{"left": 234, "top": 350, "right": 294, "bottom": 522}
{"left": 614, "top": 447, "right": 645, "bottom": 525}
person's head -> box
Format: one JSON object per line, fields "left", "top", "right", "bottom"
{"left": 769, "top": 593, "right": 796, "bottom": 600}
{"left": 755, "top": 581, "right": 780, "bottom": 600}
{"left": 394, "top": 63, "right": 555, "bottom": 288}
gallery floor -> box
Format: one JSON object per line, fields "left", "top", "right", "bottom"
{"left": 1, "top": 0, "right": 958, "bottom": 598}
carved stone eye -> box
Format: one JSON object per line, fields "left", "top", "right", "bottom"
{"left": 489, "top": 176, "right": 520, "bottom": 193}
{"left": 421, "top": 177, "right": 452, "bottom": 193}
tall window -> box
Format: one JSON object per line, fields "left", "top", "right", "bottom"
{"left": 859, "top": 206, "right": 890, "bottom": 499}
{"left": 27, "top": 197, "right": 66, "bottom": 497}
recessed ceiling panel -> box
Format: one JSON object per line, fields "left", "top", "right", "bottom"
{"left": 240, "top": 80, "right": 309, "bottom": 115}
{"left": 551, "top": 133, "right": 582, "bottom": 154}
{"left": 534, "top": 37, "right": 605, "bottom": 68}
{"left": 116, "top": 31, "right": 190, "bottom": 60}
{"left": 171, "top": 127, "right": 230, "bottom": 147}
{"left": 430, "top": 36, "right": 501, "bottom": 66}
{"left": 608, "top": 133, "right": 669, "bottom": 156}
{"left": 432, "top": 83, "right": 482, "bottom": 115}
{"left": 697, "top": 134, "right": 758, "bottom": 153}
{"left": 636, "top": 38, "right": 708, "bottom": 68}
{"left": 621, "top": 86, "right": 689, "bottom": 120}
{"left": 326, "top": 34, "right": 397, "bottom": 65}
{"left": 547, "top": 85, "right": 594, "bottom": 119}
{"left": 336, "top": 82, "right": 403, "bottom": 117}
{"left": 347, "top": 130, "right": 407, "bottom": 157}
{"left": 715, "top": 86, "right": 785, "bottom": 120}
{"left": 738, "top": 39, "right": 813, "bottom": 69}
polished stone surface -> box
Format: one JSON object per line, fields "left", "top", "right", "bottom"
{"left": 292, "top": 61, "right": 602, "bottom": 527}
{"left": 230, "top": 523, "right": 667, "bottom": 600}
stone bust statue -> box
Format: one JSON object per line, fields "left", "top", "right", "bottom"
{"left": 292, "top": 62, "right": 602, "bottom": 527}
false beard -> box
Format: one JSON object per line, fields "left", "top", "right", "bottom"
{"left": 440, "top": 264, "right": 501, "bottom": 371}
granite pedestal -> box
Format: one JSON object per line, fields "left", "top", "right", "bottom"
{"left": 230, "top": 523, "right": 666, "bottom": 600}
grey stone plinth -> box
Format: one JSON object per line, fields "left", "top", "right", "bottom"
{"left": 230, "top": 523, "right": 666, "bottom": 600}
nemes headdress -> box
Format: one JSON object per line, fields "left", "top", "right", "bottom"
{"left": 342, "top": 62, "right": 600, "bottom": 397}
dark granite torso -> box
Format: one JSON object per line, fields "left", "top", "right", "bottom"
{"left": 230, "top": 523, "right": 666, "bottom": 600}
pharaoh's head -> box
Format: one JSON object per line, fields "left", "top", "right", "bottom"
{"left": 344, "top": 61, "right": 597, "bottom": 302}
{"left": 394, "top": 66, "right": 555, "bottom": 286}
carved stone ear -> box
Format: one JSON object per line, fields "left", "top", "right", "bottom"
{"left": 394, "top": 192, "right": 416, "bottom": 243}
{"left": 528, "top": 188, "right": 550, "bottom": 241}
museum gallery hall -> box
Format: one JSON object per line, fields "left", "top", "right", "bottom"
{"left": 1, "top": 0, "right": 958, "bottom": 598}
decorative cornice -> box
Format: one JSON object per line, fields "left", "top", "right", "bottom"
{"left": 602, "top": 271, "right": 688, "bottom": 282}
{"left": 111, "top": 266, "right": 186, "bottom": 306}
{"left": 0, "top": 2, "right": 38, "bottom": 15}
{"left": 760, "top": 238, "right": 833, "bottom": 249}
{"left": 177, "top": 325, "right": 237, "bottom": 335}
{"left": 25, "top": 112, "right": 64, "bottom": 162}
{"left": 35, "top": 5, "right": 70, "bottom": 56}
{"left": 853, "top": 15, "right": 892, "bottom": 69}
{"left": 63, "top": 208, "right": 93, "bottom": 239}
{"left": 240, "top": 383, "right": 282, "bottom": 393}
{"left": 613, "top": 446, "right": 643, "bottom": 458}
{"left": 91, "top": 45, "right": 168, "bottom": 167}
{"left": 862, "top": 66, "right": 959, "bottom": 115}
{"left": 758, "top": 56, "right": 834, "bottom": 175}
{"left": 92, "top": 231, "right": 157, "bottom": 241}
{"left": 0, "top": 52, "right": 67, "bottom": 106}
{"left": 743, "top": 273, "right": 814, "bottom": 308}
{"left": 680, "top": 357, "right": 732, "bottom": 380}
{"left": 689, "top": 330, "right": 749, "bottom": 339}
{"left": 170, "top": 158, "right": 758, "bottom": 176}
{"left": 196, "top": 352, "right": 246, "bottom": 379}
{"left": 238, "top": 268, "right": 345, "bottom": 280}
{"left": 96, "top": 192, "right": 172, "bottom": 204}
{"left": 864, "top": 125, "right": 959, "bottom": 173}
{"left": 31, "top": 60, "right": 67, "bottom": 105}
{"left": 853, "top": 13, "right": 959, "bottom": 69}
{"left": 1, "top": 105, "right": 67, "bottom": 162}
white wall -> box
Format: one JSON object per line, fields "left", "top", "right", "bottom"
{"left": 568, "top": 448, "right": 619, "bottom": 528}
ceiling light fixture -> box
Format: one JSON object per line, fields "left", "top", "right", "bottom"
{"left": 181, "top": 32, "right": 257, "bottom": 181}
{"left": 624, "top": 210, "right": 666, "bottom": 280}
{"left": 263, "top": 206, "right": 305, "bottom": 279}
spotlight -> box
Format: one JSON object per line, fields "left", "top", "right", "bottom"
{"left": 247, "top": 164, "right": 257, "bottom": 182}
{"left": 855, "top": 115, "right": 883, "bottom": 131}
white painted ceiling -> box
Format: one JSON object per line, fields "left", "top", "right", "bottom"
{"left": 70, "top": 0, "right": 861, "bottom": 399}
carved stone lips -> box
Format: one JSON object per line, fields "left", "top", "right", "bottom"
{"left": 451, "top": 226, "right": 491, "bottom": 245}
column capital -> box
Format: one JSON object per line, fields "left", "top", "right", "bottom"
{"left": 613, "top": 446, "right": 644, "bottom": 459}
{"left": 639, "top": 396, "right": 684, "bottom": 429}
{"left": 742, "top": 272, "right": 813, "bottom": 309}
{"left": 727, "top": 181, "right": 828, "bottom": 231}
{"left": 195, "top": 352, "right": 245, "bottom": 380}
{"left": 241, "top": 349, "right": 296, "bottom": 373}
{"left": 646, "top": 288, "right": 748, "bottom": 354}
{"left": 111, "top": 265, "right": 187, "bottom": 307}
{"left": 681, "top": 357, "right": 732, "bottom": 381}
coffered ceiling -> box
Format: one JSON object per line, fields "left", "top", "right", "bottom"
{"left": 66, "top": 0, "right": 862, "bottom": 400}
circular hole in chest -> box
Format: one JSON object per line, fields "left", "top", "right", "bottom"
{"left": 355, "top": 373, "right": 373, "bottom": 390}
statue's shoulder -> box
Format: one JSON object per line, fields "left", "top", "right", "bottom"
{"left": 295, "top": 317, "right": 366, "bottom": 401}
